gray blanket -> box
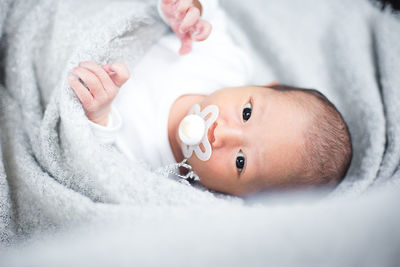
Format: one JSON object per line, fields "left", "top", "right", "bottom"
{"left": 0, "top": 0, "right": 399, "bottom": 265}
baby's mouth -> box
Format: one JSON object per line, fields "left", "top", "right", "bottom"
{"left": 208, "top": 121, "right": 217, "bottom": 145}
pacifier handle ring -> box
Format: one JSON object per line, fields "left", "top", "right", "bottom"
{"left": 175, "top": 158, "right": 200, "bottom": 183}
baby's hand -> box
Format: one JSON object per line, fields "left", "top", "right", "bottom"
{"left": 68, "top": 61, "right": 130, "bottom": 126}
{"left": 160, "top": 0, "right": 212, "bottom": 55}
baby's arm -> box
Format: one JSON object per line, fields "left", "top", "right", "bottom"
{"left": 159, "top": 0, "right": 212, "bottom": 55}
{"left": 68, "top": 61, "right": 130, "bottom": 126}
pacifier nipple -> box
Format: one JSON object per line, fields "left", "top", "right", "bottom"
{"left": 178, "top": 114, "right": 206, "bottom": 146}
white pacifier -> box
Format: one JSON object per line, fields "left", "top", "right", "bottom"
{"left": 178, "top": 104, "right": 219, "bottom": 161}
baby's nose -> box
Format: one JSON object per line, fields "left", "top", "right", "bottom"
{"left": 211, "top": 120, "right": 243, "bottom": 149}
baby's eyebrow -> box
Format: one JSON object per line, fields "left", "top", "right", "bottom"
{"left": 239, "top": 150, "right": 250, "bottom": 180}
{"left": 253, "top": 97, "right": 266, "bottom": 179}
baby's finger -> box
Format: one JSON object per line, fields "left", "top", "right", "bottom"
{"left": 72, "top": 66, "right": 105, "bottom": 99}
{"left": 179, "top": 35, "right": 193, "bottom": 55}
{"left": 108, "top": 62, "right": 131, "bottom": 88}
{"left": 68, "top": 75, "right": 93, "bottom": 106}
{"left": 192, "top": 19, "right": 212, "bottom": 41}
{"left": 162, "top": 0, "right": 177, "bottom": 4}
{"left": 79, "top": 61, "right": 116, "bottom": 95}
{"left": 102, "top": 64, "right": 114, "bottom": 74}
{"left": 179, "top": 6, "right": 200, "bottom": 34}
{"left": 177, "top": 0, "right": 192, "bottom": 19}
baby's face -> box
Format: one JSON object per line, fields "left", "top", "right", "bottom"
{"left": 184, "top": 85, "right": 310, "bottom": 196}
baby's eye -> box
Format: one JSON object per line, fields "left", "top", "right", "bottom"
{"left": 236, "top": 151, "right": 246, "bottom": 173}
{"left": 242, "top": 102, "right": 252, "bottom": 122}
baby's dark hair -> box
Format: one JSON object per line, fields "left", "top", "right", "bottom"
{"left": 268, "top": 84, "right": 352, "bottom": 187}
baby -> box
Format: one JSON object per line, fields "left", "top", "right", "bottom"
{"left": 68, "top": 0, "right": 352, "bottom": 196}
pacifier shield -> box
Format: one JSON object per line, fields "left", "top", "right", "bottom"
{"left": 179, "top": 104, "right": 219, "bottom": 161}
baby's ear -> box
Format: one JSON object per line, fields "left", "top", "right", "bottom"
{"left": 265, "top": 81, "right": 280, "bottom": 87}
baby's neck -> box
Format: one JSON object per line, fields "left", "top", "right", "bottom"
{"left": 167, "top": 94, "right": 206, "bottom": 163}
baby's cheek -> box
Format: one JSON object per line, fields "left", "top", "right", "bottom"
{"left": 191, "top": 155, "right": 229, "bottom": 189}
{"left": 189, "top": 158, "right": 213, "bottom": 179}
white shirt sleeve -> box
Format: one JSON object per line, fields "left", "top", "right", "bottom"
{"left": 88, "top": 105, "right": 122, "bottom": 145}
{"left": 157, "top": 0, "right": 219, "bottom": 25}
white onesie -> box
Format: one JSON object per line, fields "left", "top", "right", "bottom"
{"left": 90, "top": 0, "right": 253, "bottom": 170}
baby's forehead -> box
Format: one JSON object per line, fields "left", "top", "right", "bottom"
{"left": 276, "top": 90, "right": 324, "bottom": 119}
{"left": 257, "top": 87, "right": 313, "bottom": 115}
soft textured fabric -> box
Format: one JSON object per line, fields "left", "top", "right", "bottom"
{"left": 90, "top": 0, "right": 252, "bottom": 169}
{"left": 0, "top": 0, "right": 228, "bottom": 243}
{"left": 0, "top": 0, "right": 399, "bottom": 266}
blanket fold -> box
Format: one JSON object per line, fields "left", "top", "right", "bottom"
{"left": 0, "top": 0, "right": 227, "bottom": 244}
